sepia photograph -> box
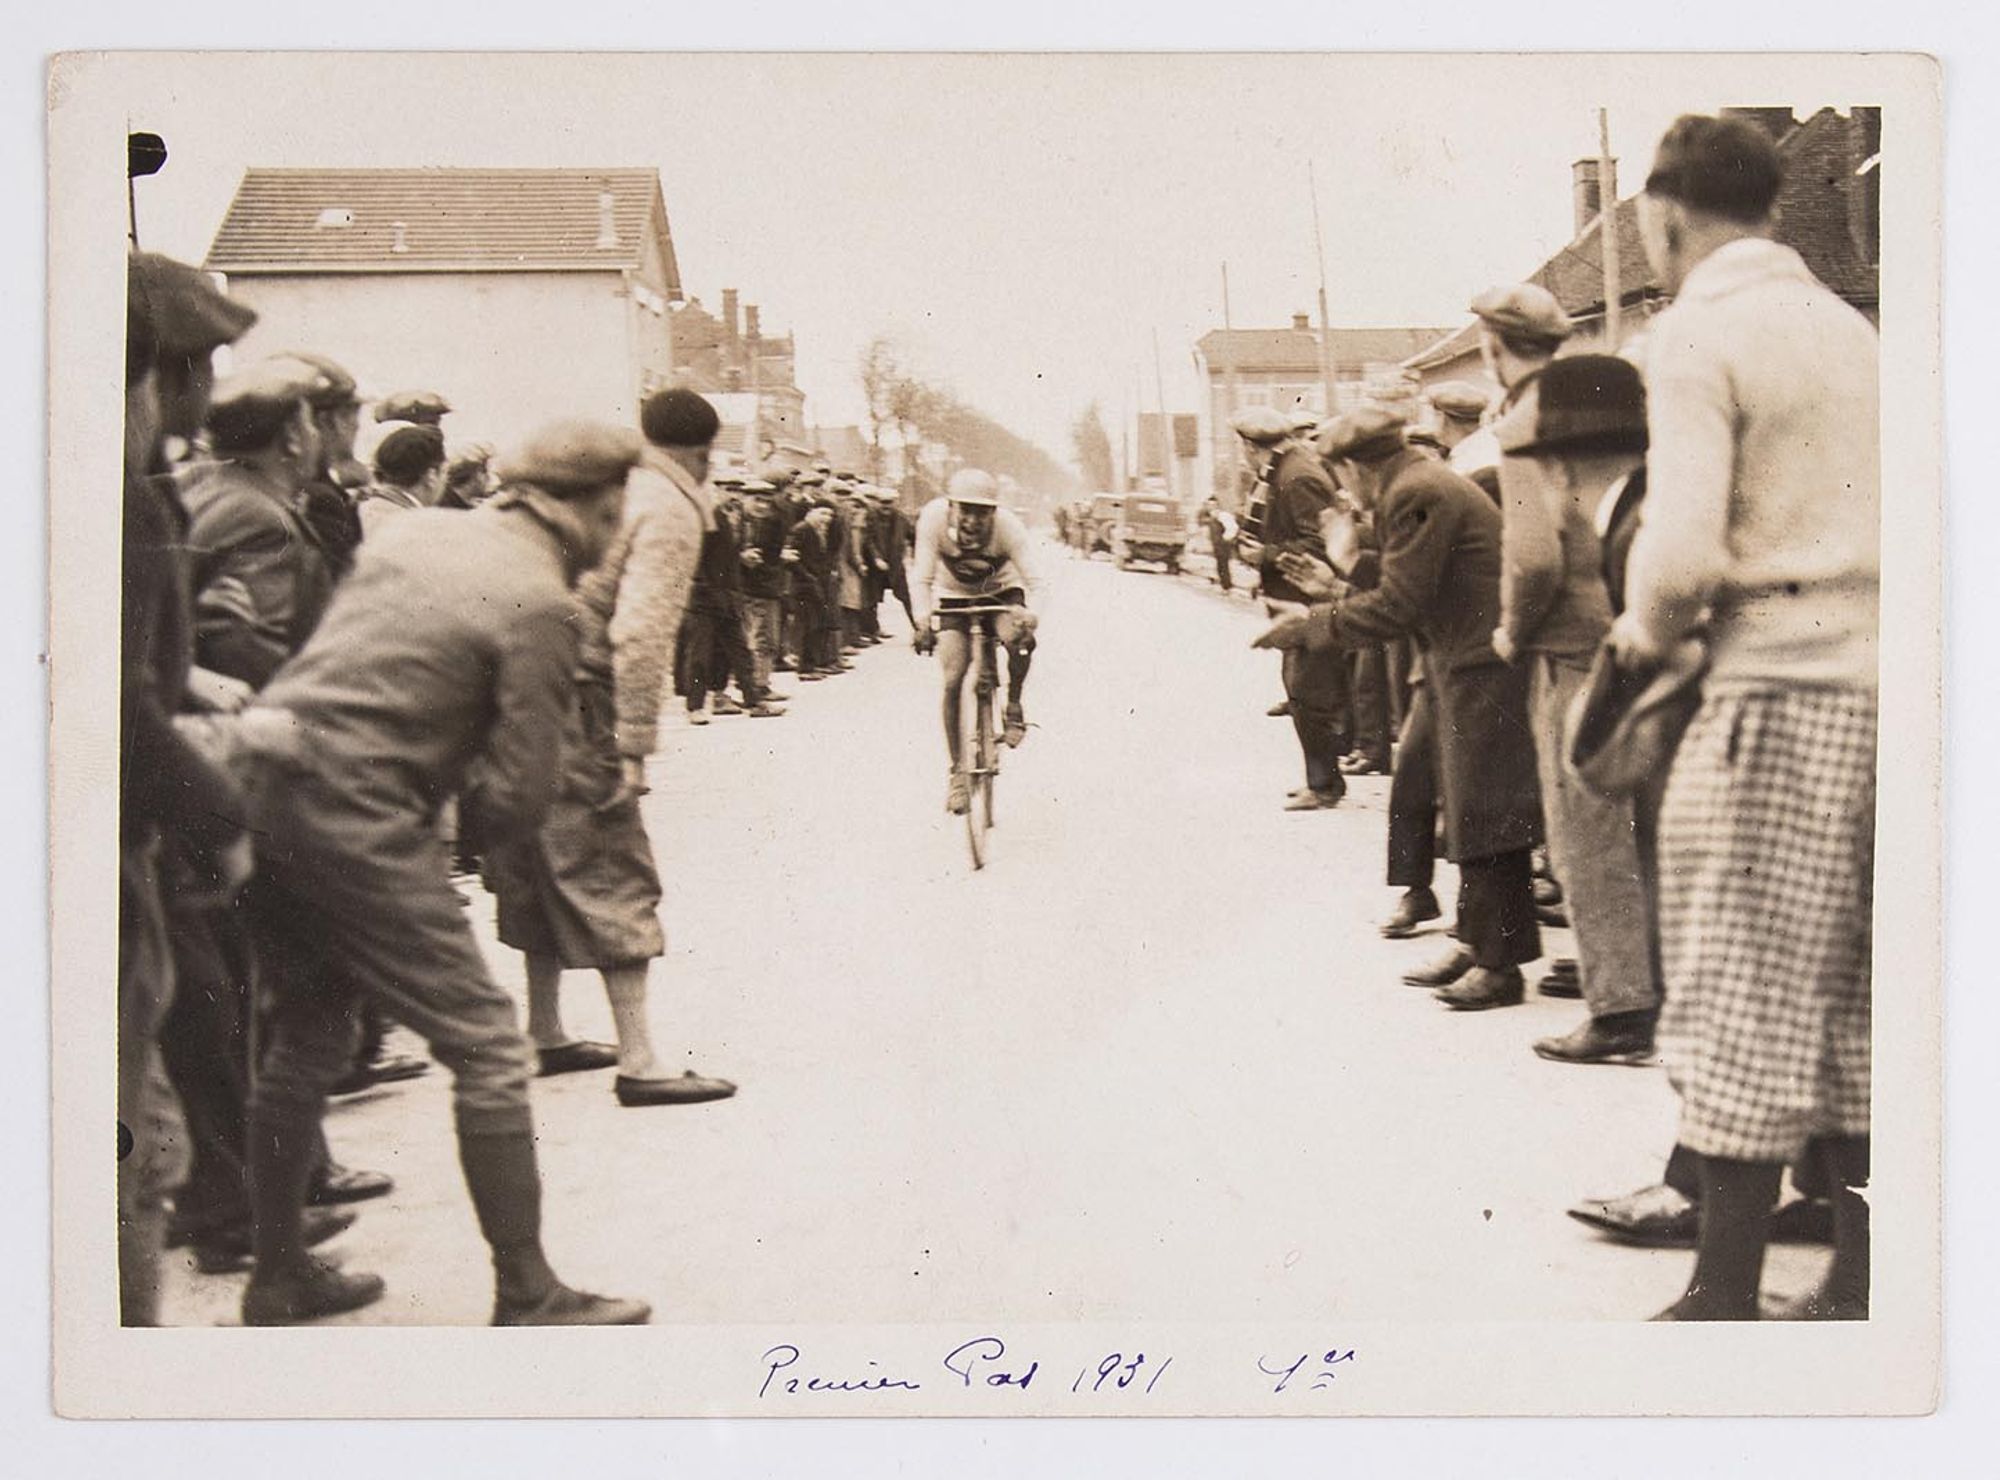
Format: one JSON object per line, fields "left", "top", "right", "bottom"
{"left": 39, "top": 38, "right": 1950, "bottom": 1435}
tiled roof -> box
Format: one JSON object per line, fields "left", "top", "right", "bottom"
{"left": 205, "top": 167, "right": 678, "bottom": 279}
{"left": 1198, "top": 326, "right": 1454, "bottom": 373}
{"left": 1406, "top": 107, "right": 1880, "bottom": 372}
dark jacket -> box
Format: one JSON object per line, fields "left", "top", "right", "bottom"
{"left": 121, "top": 473, "right": 246, "bottom": 852}
{"left": 1305, "top": 450, "right": 1539, "bottom": 860}
{"left": 181, "top": 460, "right": 335, "bottom": 689}
{"left": 1305, "top": 450, "right": 1504, "bottom": 675}
{"left": 738, "top": 502, "right": 791, "bottom": 600}
{"left": 1255, "top": 447, "right": 1336, "bottom": 605}
{"left": 784, "top": 519, "right": 834, "bottom": 606}
{"left": 1598, "top": 465, "right": 1648, "bottom": 617}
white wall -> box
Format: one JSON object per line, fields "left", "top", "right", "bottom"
{"left": 222, "top": 271, "right": 638, "bottom": 455}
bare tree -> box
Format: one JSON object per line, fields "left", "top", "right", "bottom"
{"left": 858, "top": 336, "right": 900, "bottom": 481}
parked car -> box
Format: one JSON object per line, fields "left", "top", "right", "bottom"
{"left": 1113, "top": 494, "right": 1188, "bottom": 572}
{"left": 1086, "top": 494, "right": 1123, "bottom": 555}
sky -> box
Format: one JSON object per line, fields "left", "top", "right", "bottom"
{"left": 114, "top": 53, "right": 1843, "bottom": 469}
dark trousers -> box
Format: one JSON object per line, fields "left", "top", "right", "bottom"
{"left": 1387, "top": 682, "right": 1439, "bottom": 889}
{"left": 1282, "top": 644, "right": 1350, "bottom": 795}
{"left": 1347, "top": 643, "right": 1393, "bottom": 768}
{"left": 884, "top": 558, "right": 914, "bottom": 627}
{"left": 1210, "top": 534, "right": 1235, "bottom": 591}
{"left": 1455, "top": 848, "right": 1542, "bottom": 969}
{"left": 158, "top": 906, "right": 254, "bottom": 1236}
{"left": 798, "top": 599, "right": 835, "bottom": 672}
{"left": 685, "top": 604, "right": 761, "bottom": 707}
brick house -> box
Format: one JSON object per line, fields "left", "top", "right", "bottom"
{"left": 205, "top": 167, "right": 683, "bottom": 448}
{"left": 668, "top": 289, "right": 808, "bottom": 458}
{"left": 1403, "top": 106, "right": 1883, "bottom": 404}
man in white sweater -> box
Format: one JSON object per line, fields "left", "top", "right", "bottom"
{"left": 1609, "top": 112, "right": 1879, "bottom": 1323}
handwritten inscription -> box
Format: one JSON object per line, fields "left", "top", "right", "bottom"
{"left": 756, "top": 1338, "right": 1356, "bottom": 1401}
{"left": 1257, "top": 1349, "right": 1358, "bottom": 1393}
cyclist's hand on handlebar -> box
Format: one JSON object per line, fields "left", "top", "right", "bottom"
{"left": 913, "top": 627, "right": 937, "bottom": 656}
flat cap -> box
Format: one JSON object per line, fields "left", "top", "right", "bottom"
{"left": 794, "top": 469, "right": 826, "bottom": 486}
{"left": 127, "top": 253, "right": 256, "bottom": 371}
{"left": 376, "top": 390, "right": 453, "bottom": 425}
{"left": 1229, "top": 405, "right": 1296, "bottom": 445}
{"left": 1314, "top": 404, "right": 1409, "bottom": 462}
{"left": 1287, "top": 407, "right": 1323, "bottom": 433}
{"left": 494, "top": 418, "right": 642, "bottom": 496}
{"left": 1428, "top": 380, "right": 1495, "bottom": 424}
{"left": 206, "top": 356, "right": 324, "bottom": 450}
{"left": 1469, "top": 283, "right": 1573, "bottom": 343}
{"left": 283, "top": 351, "right": 361, "bottom": 410}
{"left": 739, "top": 478, "right": 776, "bottom": 494}
{"left": 765, "top": 466, "right": 799, "bottom": 488}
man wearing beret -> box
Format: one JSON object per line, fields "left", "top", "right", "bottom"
{"left": 1494, "top": 355, "right": 1661, "bottom": 1066}
{"left": 1230, "top": 405, "right": 1350, "bottom": 811}
{"left": 119, "top": 252, "right": 259, "bottom": 1322}
{"left": 1257, "top": 405, "right": 1543, "bottom": 1008}
{"left": 488, "top": 387, "right": 743, "bottom": 1111}
{"left": 237, "top": 418, "right": 652, "bottom": 1325}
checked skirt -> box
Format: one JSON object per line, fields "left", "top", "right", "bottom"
{"left": 1655, "top": 685, "right": 1878, "bottom": 1162}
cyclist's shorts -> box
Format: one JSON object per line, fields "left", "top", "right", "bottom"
{"left": 936, "top": 588, "right": 1027, "bottom": 634}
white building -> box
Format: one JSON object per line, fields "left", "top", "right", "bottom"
{"left": 205, "top": 167, "right": 685, "bottom": 450}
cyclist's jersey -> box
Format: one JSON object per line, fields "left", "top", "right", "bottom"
{"left": 911, "top": 499, "right": 1043, "bottom": 627}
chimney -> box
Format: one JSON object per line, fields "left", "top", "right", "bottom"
{"left": 594, "top": 189, "right": 619, "bottom": 249}
{"left": 1571, "top": 158, "right": 1605, "bottom": 237}
{"left": 1291, "top": 312, "right": 1311, "bottom": 331}
{"left": 722, "top": 288, "right": 740, "bottom": 343}
{"left": 745, "top": 304, "right": 762, "bottom": 341}
{"left": 1720, "top": 106, "right": 1797, "bottom": 141}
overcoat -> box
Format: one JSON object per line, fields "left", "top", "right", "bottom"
{"left": 181, "top": 460, "right": 334, "bottom": 689}
{"left": 1305, "top": 448, "right": 1541, "bottom": 861}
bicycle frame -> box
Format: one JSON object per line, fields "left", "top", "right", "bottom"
{"left": 939, "top": 603, "right": 1013, "bottom": 868}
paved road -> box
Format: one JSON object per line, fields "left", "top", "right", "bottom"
{"left": 161, "top": 538, "right": 1827, "bottom": 1325}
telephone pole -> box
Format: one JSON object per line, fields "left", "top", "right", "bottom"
{"left": 1598, "top": 108, "right": 1623, "bottom": 346}
{"left": 1308, "top": 161, "right": 1336, "bottom": 416}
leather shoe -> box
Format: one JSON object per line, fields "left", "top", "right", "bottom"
{"left": 329, "top": 1050, "right": 432, "bottom": 1097}
{"left": 1532, "top": 1016, "right": 1657, "bottom": 1066}
{"left": 1536, "top": 902, "right": 1571, "bottom": 928}
{"left": 1402, "top": 945, "right": 1475, "bottom": 988}
{"left": 537, "top": 1040, "right": 620, "bottom": 1077}
{"left": 1566, "top": 1183, "right": 1697, "bottom": 1247}
{"left": 242, "top": 1254, "right": 386, "bottom": 1326}
{"left": 1537, "top": 958, "right": 1583, "bottom": 998}
{"left": 493, "top": 1281, "right": 652, "bottom": 1326}
{"left": 1267, "top": 700, "right": 1292, "bottom": 718}
{"left": 308, "top": 1162, "right": 395, "bottom": 1206}
{"left": 1284, "top": 789, "right": 1342, "bottom": 811}
{"left": 1380, "top": 887, "right": 1442, "bottom": 939}
{"left": 192, "top": 1205, "right": 357, "bottom": 1275}
{"left": 615, "top": 1071, "right": 738, "bottom": 1106}
{"left": 1435, "top": 966, "right": 1525, "bottom": 1010}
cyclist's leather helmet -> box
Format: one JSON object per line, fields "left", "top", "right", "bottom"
{"left": 947, "top": 468, "right": 1001, "bottom": 508}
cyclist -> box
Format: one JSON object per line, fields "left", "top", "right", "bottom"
{"left": 911, "top": 468, "right": 1044, "bottom": 814}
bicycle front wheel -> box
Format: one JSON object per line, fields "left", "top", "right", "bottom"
{"left": 965, "top": 685, "right": 992, "bottom": 870}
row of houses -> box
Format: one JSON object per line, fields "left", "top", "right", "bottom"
{"left": 1190, "top": 105, "right": 1882, "bottom": 504}
{"left": 203, "top": 165, "right": 870, "bottom": 467}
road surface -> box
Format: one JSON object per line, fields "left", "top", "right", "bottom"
{"left": 161, "top": 537, "right": 1829, "bottom": 1325}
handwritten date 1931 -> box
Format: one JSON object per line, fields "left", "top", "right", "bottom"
{"left": 1070, "top": 1351, "right": 1172, "bottom": 1395}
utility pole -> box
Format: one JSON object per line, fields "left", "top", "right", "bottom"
{"left": 1598, "top": 108, "right": 1623, "bottom": 346}
{"left": 1221, "top": 260, "right": 1240, "bottom": 418}
{"left": 1308, "top": 160, "right": 1336, "bottom": 416}
{"left": 1151, "top": 327, "right": 1174, "bottom": 501}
